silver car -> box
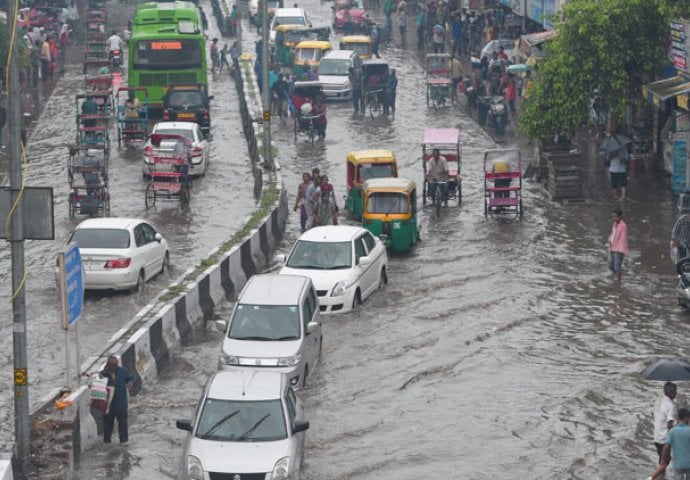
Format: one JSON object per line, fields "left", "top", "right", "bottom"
{"left": 176, "top": 370, "right": 310, "bottom": 480}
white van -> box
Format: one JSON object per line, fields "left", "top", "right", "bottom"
{"left": 218, "top": 274, "right": 322, "bottom": 389}
{"left": 269, "top": 7, "right": 310, "bottom": 41}
{"left": 318, "top": 50, "right": 362, "bottom": 100}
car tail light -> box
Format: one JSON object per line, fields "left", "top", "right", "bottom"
{"left": 104, "top": 258, "right": 131, "bottom": 269}
{"left": 192, "top": 146, "right": 203, "bottom": 157}
{"left": 202, "top": 109, "right": 209, "bottom": 120}
{"left": 162, "top": 109, "right": 170, "bottom": 121}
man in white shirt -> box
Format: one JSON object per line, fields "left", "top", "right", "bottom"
{"left": 653, "top": 382, "right": 678, "bottom": 463}
{"left": 106, "top": 30, "right": 123, "bottom": 55}
{"left": 426, "top": 148, "right": 449, "bottom": 206}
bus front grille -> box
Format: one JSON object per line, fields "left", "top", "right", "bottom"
{"left": 169, "top": 72, "right": 198, "bottom": 84}
{"left": 139, "top": 73, "right": 168, "bottom": 86}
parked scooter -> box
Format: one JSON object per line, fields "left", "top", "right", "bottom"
{"left": 486, "top": 95, "right": 507, "bottom": 135}
{"left": 110, "top": 49, "right": 122, "bottom": 68}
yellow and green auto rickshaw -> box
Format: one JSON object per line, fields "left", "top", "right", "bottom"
{"left": 339, "top": 35, "right": 373, "bottom": 60}
{"left": 362, "top": 177, "right": 420, "bottom": 253}
{"left": 293, "top": 40, "right": 332, "bottom": 79}
{"left": 344, "top": 149, "right": 398, "bottom": 220}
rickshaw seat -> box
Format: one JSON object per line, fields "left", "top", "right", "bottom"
{"left": 428, "top": 68, "right": 450, "bottom": 76}
{"left": 485, "top": 171, "right": 520, "bottom": 179}
{"left": 428, "top": 78, "right": 451, "bottom": 85}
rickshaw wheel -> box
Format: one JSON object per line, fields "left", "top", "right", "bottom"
{"left": 102, "top": 192, "right": 110, "bottom": 217}
{"left": 294, "top": 120, "right": 298, "bottom": 141}
{"left": 309, "top": 125, "right": 315, "bottom": 146}
{"left": 422, "top": 181, "right": 427, "bottom": 206}
{"left": 435, "top": 197, "right": 441, "bottom": 219}
{"left": 457, "top": 182, "right": 462, "bottom": 206}
{"left": 117, "top": 128, "right": 122, "bottom": 148}
{"left": 519, "top": 199, "right": 523, "bottom": 217}
{"left": 180, "top": 185, "right": 191, "bottom": 208}
{"left": 145, "top": 183, "right": 156, "bottom": 209}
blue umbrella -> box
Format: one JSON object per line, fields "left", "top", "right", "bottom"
{"left": 506, "top": 63, "right": 532, "bottom": 74}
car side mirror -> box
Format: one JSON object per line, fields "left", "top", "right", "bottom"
{"left": 358, "top": 255, "right": 371, "bottom": 266}
{"left": 208, "top": 95, "right": 214, "bottom": 101}
{"left": 307, "top": 321, "right": 319, "bottom": 334}
{"left": 275, "top": 253, "right": 286, "bottom": 263}
{"left": 176, "top": 419, "right": 193, "bottom": 432}
{"left": 293, "top": 420, "right": 310, "bottom": 433}
{"left": 155, "top": 232, "right": 163, "bottom": 242}
{"left": 214, "top": 318, "right": 228, "bottom": 332}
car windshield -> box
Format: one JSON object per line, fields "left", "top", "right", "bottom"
{"left": 318, "top": 59, "right": 350, "bottom": 76}
{"left": 229, "top": 304, "right": 301, "bottom": 340}
{"left": 366, "top": 192, "right": 408, "bottom": 214}
{"left": 196, "top": 398, "right": 287, "bottom": 442}
{"left": 153, "top": 128, "right": 194, "bottom": 141}
{"left": 296, "top": 48, "right": 322, "bottom": 62}
{"left": 167, "top": 91, "right": 204, "bottom": 108}
{"left": 287, "top": 240, "right": 352, "bottom": 269}
{"left": 70, "top": 228, "right": 130, "bottom": 249}
{"left": 274, "top": 16, "right": 306, "bottom": 27}
{"left": 343, "top": 43, "right": 369, "bottom": 56}
{"left": 358, "top": 163, "right": 395, "bottom": 181}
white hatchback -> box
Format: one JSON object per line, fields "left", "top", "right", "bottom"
{"left": 62, "top": 217, "right": 169, "bottom": 292}
{"left": 279, "top": 226, "right": 388, "bottom": 314}
{"left": 143, "top": 122, "right": 210, "bottom": 178}
{"left": 269, "top": 7, "right": 310, "bottom": 41}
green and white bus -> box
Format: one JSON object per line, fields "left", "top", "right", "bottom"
{"left": 128, "top": 1, "right": 207, "bottom": 109}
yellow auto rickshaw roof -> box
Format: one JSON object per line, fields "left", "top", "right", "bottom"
{"left": 276, "top": 24, "right": 307, "bottom": 32}
{"left": 364, "top": 177, "right": 415, "bottom": 193}
{"left": 347, "top": 150, "right": 397, "bottom": 163}
{"left": 340, "top": 35, "right": 372, "bottom": 44}
{"left": 295, "top": 40, "right": 332, "bottom": 50}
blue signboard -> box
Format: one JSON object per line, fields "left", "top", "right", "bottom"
{"left": 672, "top": 139, "right": 688, "bottom": 193}
{"left": 62, "top": 244, "right": 84, "bottom": 327}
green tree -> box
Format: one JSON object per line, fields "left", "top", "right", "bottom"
{"left": 518, "top": 0, "right": 669, "bottom": 141}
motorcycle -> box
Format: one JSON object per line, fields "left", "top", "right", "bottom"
{"left": 110, "top": 49, "right": 122, "bottom": 68}
{"left": 486, "top": 95, "right": 507, "bottom": 135}
{"left": 459, "top": 75, "right": 478, "bottom": 110}
{"left": 677, "top": 257, "right": 690, "bottom": 310}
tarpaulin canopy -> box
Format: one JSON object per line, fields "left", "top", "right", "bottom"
{"left": 642, "top": 76, "right": 690, "bottom": 108}
{"left": 519, "top": 30, "right": 557, "bottom": 55}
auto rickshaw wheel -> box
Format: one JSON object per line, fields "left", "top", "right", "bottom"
{"left": 145, "top": 183, "right": 156, "bottom": 209}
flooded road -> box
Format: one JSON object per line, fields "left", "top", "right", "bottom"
{"left": 64, "top": 0, "right": 690, "bottom": 478}
{"left": 0, "top": 0, "right": 256, "bottom": 450}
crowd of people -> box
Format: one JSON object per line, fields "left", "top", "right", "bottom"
{"left": 294, "top": 168, "right": 339, "bottom": 231}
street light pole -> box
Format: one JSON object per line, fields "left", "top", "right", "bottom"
{"left": 260, "top": 0, "right": 273, "bottom": 170}
{"left": 7, "top": 0, "right": 30, "bottom": 472}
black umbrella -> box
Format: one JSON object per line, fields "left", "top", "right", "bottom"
{"left": 598, "top": 133, "right": 633, "bottom": 156}
{"left": 642, "top": 358, "right": 690, "bottom": 381}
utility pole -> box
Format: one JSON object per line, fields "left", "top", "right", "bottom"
{"left": 236, "top": 1, "right": 242, "bottom": 55}
{"left": 260, "top": 0, "right": 273, "bottom": 170}
{"left": 7, "top": 0, "right": 30, "bottom": 472}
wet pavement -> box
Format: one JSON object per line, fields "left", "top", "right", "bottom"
{"left": 52, "top": 0, "right": 690, "bottom": 479}
{"left": 0, "top": 0, "right": 255, "bottom": 451}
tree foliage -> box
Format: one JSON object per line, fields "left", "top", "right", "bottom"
{"left": 518, "top": 0, "right": 669, "bottom": 141}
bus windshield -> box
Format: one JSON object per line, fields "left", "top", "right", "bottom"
{"left": 132, "top": 39, "right": 202, "bottom": 70}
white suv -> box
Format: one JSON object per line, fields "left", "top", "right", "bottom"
{"left": 176, "top": 370, "right": 310, "bottom": 480}
{"left": 219, "top": 274, "right": 322, "bottom": 389}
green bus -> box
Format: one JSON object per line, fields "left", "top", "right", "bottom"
{"left": 128, "top": 1, "right": 207, "bottom": 109}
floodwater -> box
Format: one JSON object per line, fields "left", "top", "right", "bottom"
{"left": 52, "top": 0, "right": 690, "bottom": 479}
{"left": 0, "top": 0, "right": 255, "bottom": 451}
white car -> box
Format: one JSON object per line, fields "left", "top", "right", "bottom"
{"left": 143, "top": 122, "right": 210, "bottom": 178}
{"left": 318, "top": 50, "right": 362, "bottom": 100}
{"left": 219, "top": 274, "right": 322, "bottom": 389}
{"left": 279, "top": 226, "right": 388, "bottom": 314}
{"left": 269, "top": 7, "right": 310, "bottom": 41}
{"left": 62, "top": 217, "right": 169, "bottom": 292}
{"left": 176, "top": 370, "right": 309, "bottom": 480}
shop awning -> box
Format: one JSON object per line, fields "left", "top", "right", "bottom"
{"left": 643, "top": 76, "right": 690, "bottom": 108}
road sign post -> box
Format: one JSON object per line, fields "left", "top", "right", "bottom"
{"left": 57, "top": 244, "right": 84, "bottom": 388}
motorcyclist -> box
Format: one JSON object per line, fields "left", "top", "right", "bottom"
{"left": 106, "top": 30, "right": 123, "bottom": 56}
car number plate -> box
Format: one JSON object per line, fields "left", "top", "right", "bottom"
{"left": 84, "top": 261, "right": 103, "bottom": 270}
{"left": 177, "top": 113, "right": 195, "bottom": 119}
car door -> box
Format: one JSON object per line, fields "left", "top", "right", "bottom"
{"left": 195, "top": 125, "right": 209, "bottom": 170}
{"left": 135, "top": 223, "right": 162, "bottom": 279}
{"left": 353, "top": 235, "right": 375, "bottom": 296}
{"left": 362, "top": 231, "right": 383, "bottom": 296}
{"left": 301, "top": 287, "right": 321, "bottom": 368}
{"left": 285, "top": 387, "right": 305, "bottom": 473}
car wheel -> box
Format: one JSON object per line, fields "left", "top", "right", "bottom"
{"left": 351, "top": 289, "right": 362, "bottom": 311}
{"left": 378, "top": 267, "right": 387, "bottom": 289}
{"left": 302, "top": 365, "right": 308, "bottom": 389}
{"left": 160, "top": 252, "right": 170, "bottom": 275}
{"left": 135, "top": 270, "right": 145, "bottom": 294}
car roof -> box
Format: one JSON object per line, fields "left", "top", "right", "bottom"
{"left": 238, "top": 273, "right": 310, "bottom": 305}
{"left": 323, "top": 50, "right": 357, "bottom": 60}
{"left": 208, "top": 370, "right": 285, "bottom": 401}
{"left": 297, "top": 225, "right": 365, "bottom": 243}
{"left": 153, "top": 121, "right": 198, "bottom": 131}
{"left": 273, "top": 7, "right": 305, "bottom": 16}
{"left": 75, "top": 217, "right": 146, "bottom": 230}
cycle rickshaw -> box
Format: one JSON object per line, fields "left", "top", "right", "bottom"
{"left": 66, "top": 144, "right": 110, "bottom": 217}
{"left": 361, "top": 59, "right": 389, "bottom": 117}
{"left": 145, "top": 133, "right": 192, "bottom": 209}
{"left": 290, "top": 81, "right": 324, "bottom": 146}
{"left": 422, "top": 128, "right": 462, "bottom": 217}
{"left": 76, "top": 92, "right": 110, "bottom": 151}
{"left": 116, "top": 87, "right": 150, "bottom": 148}
{"left": 483, "top": 148, "right": 522, "bottom": 218}
{"left": 426, "top": 53, "right": 453, "bottom": 110}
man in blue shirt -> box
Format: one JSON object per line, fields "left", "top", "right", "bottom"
{"left": 102, "top": 355, "right": 134, "bottom": 444}
{"left": 652, "top": 408, "right": 690, "bottom": 479}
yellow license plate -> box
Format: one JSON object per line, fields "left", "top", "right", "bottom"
{"left": 178, "top": 113, "right": 195, "bottom": 119}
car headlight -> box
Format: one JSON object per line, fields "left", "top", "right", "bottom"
{"left": 187, "top": 455, "right": 204, "bottom": 480}
{"left": 220, "top": 352, "right": 239, "bottom": 365}
{"left": 270, "top": 456, "right": 290, "bottom": 480}
{"left": 277, "top": 353, "right": 301, "bottom": 367}
{"left": 331, "top": 281, "right": 346, "bottom": 297}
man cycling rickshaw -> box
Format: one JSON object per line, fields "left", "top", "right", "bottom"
{"left": 290, "top": 81, "right": 326, "bottom": 145}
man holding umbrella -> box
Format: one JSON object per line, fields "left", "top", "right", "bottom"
{"left": 599, "top": 130, "right": 632, "bottom": 203}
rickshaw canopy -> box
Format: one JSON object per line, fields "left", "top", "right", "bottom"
{"left": 293, "top": 80, "right": 323, "bottom": 96}
{"left": 422, "top": 128, "right": 460, "bottom": 149}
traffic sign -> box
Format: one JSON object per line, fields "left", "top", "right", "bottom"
{"left": 59, "top": 243, "right": 84, "bottom": 329}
